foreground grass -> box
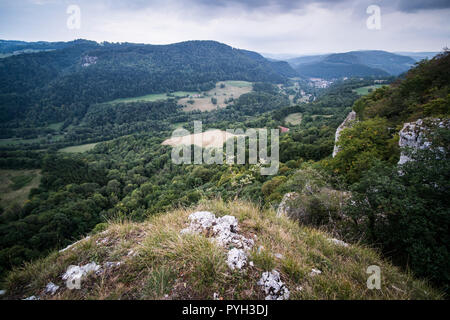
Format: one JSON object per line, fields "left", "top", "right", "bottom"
{"left": 3, "top": 199, "right": 442, "bottom": 300}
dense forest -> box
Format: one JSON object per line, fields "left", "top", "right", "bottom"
{"left": 0, "top": 40, "right": 295, "bottom": 128}
{"left": 0, "top": 79, "right": 359, "bottom": 280}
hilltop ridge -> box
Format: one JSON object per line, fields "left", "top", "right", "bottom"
{"left": 2, "top": 200, "right": 442, "bottom": 300}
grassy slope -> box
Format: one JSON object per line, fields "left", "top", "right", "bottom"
{"left": 353, "top": 85, "right": 385, "bottom": 95}
{"left": 3, "top": 200, "right": 442, "bottom": 300}
{"left": 0, "top": 169, "right": 41, "bottom": 208}
{"left": 181, "top": 81, "right": 252, "bottom": 112}
{"left": 284, "top": 113, "right": 303, "bottom": 125}
{"left": 103, "top": 91, "right": 198, "bottom": 105}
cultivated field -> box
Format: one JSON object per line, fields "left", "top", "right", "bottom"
{"left": 104, "top": 91, "right": 197, "bottom": 104}
{"left": 180, "top": 81, "right": 252, "bottom": 112}
{"left": 162, "top": 129, "right": 242, "bottom": 148}
{"left": 59, "top": 142, "right": 98, "bottom": 153}
{"left": 0, "top": 169, "right": 41, "bottom": 208}
{"left": 353, "top": 84, "right": 384, "bottom": 95}
{"left": 284, "top": 113, "right": 303, "bottom": 125}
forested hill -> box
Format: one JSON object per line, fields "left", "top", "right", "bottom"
{"left": 0, "top": 39, "right": 295, "bottom": 124}
{"left": 290, "top": 50, "right": 416, "bottom": 79}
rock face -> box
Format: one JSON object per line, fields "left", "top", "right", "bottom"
{"left": 398, "top": 118, "right": 449, "bottom": 165}
{"left": 257, "top": 270, "right": 290, "bottom": 300}
{"left": 181, "top": 211, "right": 254, "bottom": 270}
{"left": 276, "top": 192, "right": 301, "bottom": 218}
{"left": 332, "top": 111, "right": 357, "bottom": 157}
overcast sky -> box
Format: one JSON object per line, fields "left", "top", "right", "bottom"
{"left": 0, "top": 0, "right": 449, "bottom": 55}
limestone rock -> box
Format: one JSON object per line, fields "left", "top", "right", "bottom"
{"left": 227, "top": 248, "right": 248, "bottom": 270}
{"left": 333, "top": 111, "right": 357, "bottom": 157}
{"left": 257, "top": 270, "right": 290, "bottom": 300}
{"left": 310, "top": 268, "right": 322, "bottom": 276}
{"left": 276, "top": 192, "right": 300, "bottom": 218}
{"left": 327, "top": 238, "right": 349, "bottom": 247}
{"left": 62, "top": 262, "right": 101, "bottom": 288}
{"left": 181, "top": 211, "right": 254, "bottom": 271}
{"left": 44, "top": 282, "right": 59, "bottom": 295}
{"left": 398, "top": 118, "right": 449, "bottom": 165}
{"left": 104, "top": 261, "right": 122, "bottom": 269}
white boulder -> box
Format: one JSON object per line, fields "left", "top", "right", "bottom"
{"left": 257, "top": 270, "right": 290, "bottom": 300}
{"left": 44, "top": 282, "right": 59, "bottom": 295}
{"left": 227, "top": 248, "right": 248, "bottom": 270}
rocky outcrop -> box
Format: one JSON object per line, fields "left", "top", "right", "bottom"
{"left": 181, "top": 211, "right": 254, "bottom": 270}
{"left": 332, "top": 111, "right": 357, "bottom": 157}
{"left": 276, "top": 192, "right": 301, "bottom": 218}
{"left": 44, "top": 282, "right": 59, "bottom": 295}
{"left": 327, "top": 238, "right": 349, "bottom": 247}
{"left": 62, "top": 262, "right": 102, "bottom": 289}
{"left": 257, "top": 270, "right": 290, "bottom": 300}
{"left": 81, "top": 55, "right": 98, "bottom": 67}
{"left": 398, "top": 118, "right": 449, "bottom": 165}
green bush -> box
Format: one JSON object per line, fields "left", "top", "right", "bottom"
{"left": 346, "top": 151, "right": 450, "bottom": 293}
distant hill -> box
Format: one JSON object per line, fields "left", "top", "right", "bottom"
{"left": 395, "top": 51, "right": 440, "bottom": 62}
{"left": 0, "top": 39, "right": 296, "bottom": 124}
{"left": 0, "top": 40, "right": 73, "bottom": 57}
{"left": 287, "top": 50, "right": 416, "bottom": 79}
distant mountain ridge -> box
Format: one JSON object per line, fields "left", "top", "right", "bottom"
{"left": 287, "top": 50, "right": 416, "bottom": 79}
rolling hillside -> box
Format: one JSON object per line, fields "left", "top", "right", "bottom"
{"left": 288, "top": 50, "right": 416, "bottom": 79}
{"left": 0, "top": 39, "right": 296, "bottom": 125}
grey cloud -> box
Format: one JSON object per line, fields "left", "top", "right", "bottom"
{"left": 101, "top": 0, "right": 350, "bottom": 12}
{"left": 395, "top": 0, "right": 450, "bottom": 12}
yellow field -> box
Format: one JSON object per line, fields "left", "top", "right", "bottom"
{"left": 0, "top": 169, "right": 41, "bottom": 208}
{"left": 181, "top": 81, "right": 252, "bottom": 112}
{"left": 59, "top": 143, "right": 98, "bottom": 153}
{"left": 162, "top": 129, "right": 242, "bottom": 148}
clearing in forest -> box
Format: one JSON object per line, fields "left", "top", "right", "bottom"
{"left": 103, "top": 91, "right": 197, "bottom": 104}
{"left": 180, "top": 81, "right": 252, "bottom": 112}
{"left": 59, "top": 142, "right": 99, "bottom": 153}
{"left": 162, "top": 129, "right": 242, "bottom": 148}
{"left": 0, "top": 169, "right": 41, "bottom": 208}
{"left": 285, "top": 113, "right": 303, "bottom": 125}
{"left": 353, "top": 84, "right": 384, "bottom": 95}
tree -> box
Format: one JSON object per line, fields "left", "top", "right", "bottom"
{"left": 331, "top": 117, "right": 398, "bottom": 183}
